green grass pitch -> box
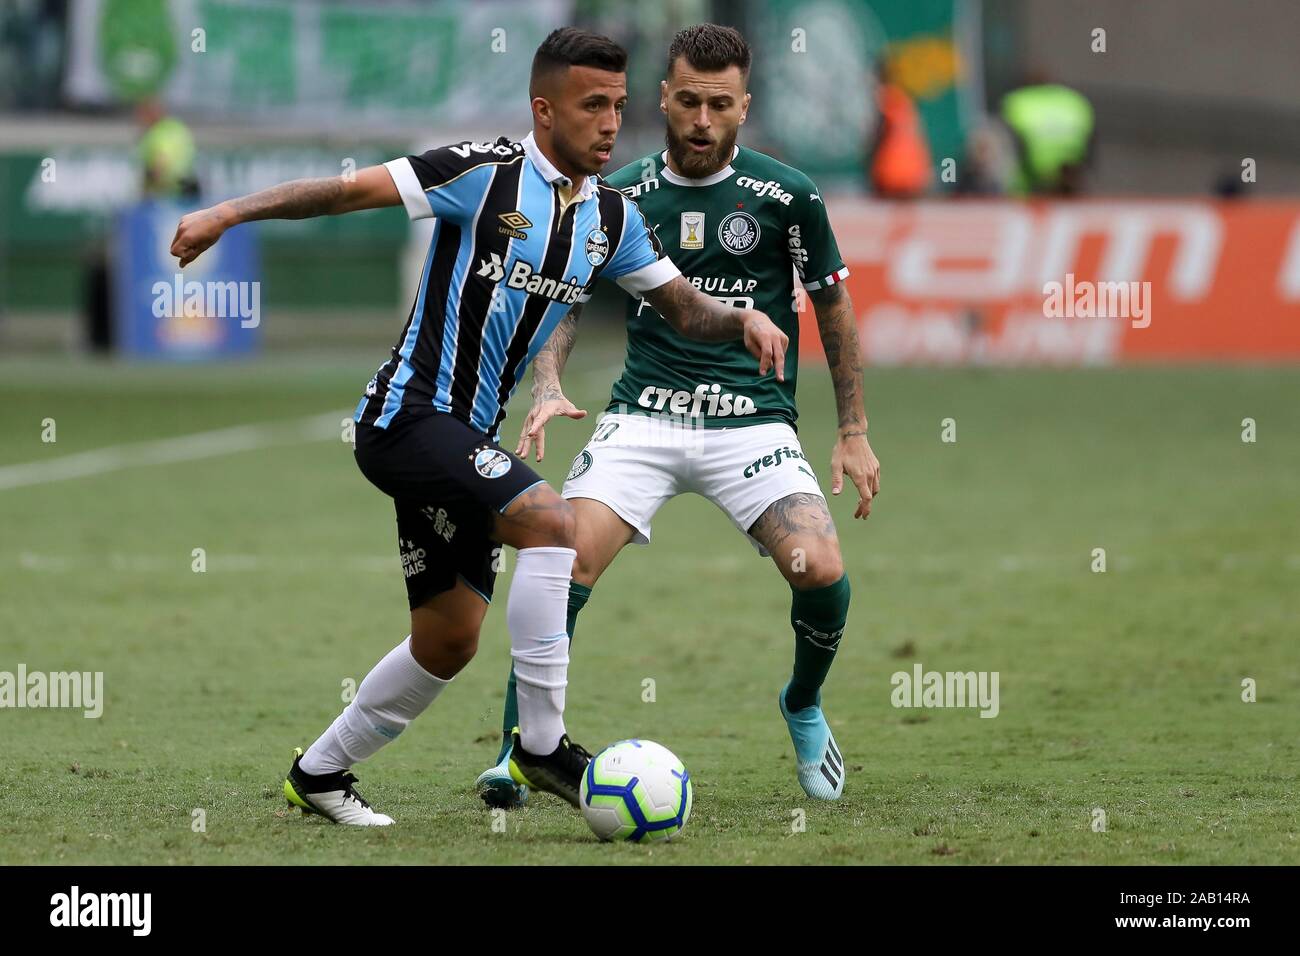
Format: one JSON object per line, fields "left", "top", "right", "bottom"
{"left": 1, "top": 332, "right": 1297, "bottom": 865}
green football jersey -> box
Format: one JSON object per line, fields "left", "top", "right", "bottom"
{"left": 595, "top": 146, "right": 848, "bottom": 429}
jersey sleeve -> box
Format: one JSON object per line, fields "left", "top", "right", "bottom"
{"left": 384, "top": 140, "right": 516, "bottom": 224}
{"left": 601, "top": 193, "right": 680, "bottom": 296}
{"left": 790, "top": 177, "right": 849, "bottom": 291}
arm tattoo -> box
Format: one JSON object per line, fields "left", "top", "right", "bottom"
{"left": 643, "top": 276, "right": 744, "bottom": 342}
{"left": 811, "top": 283, "right": 867, "bottom": 431}
{"left": 228, "top": 177, "right": 347, "bottom": 223}
{"left": 531, "top": 306, "right": 581, "bottom": 400}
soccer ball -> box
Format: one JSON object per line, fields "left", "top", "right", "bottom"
{"left": 580, "top": 739, "right": 692, "bottom": 843}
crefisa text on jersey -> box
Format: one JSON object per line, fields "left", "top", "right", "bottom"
{"left": 735, "top": 175, "right": 794, "bottom": 205}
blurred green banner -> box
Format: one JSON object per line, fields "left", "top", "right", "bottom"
{"left": 0, "top": 146, "right": 411, "bottom": 311}
{"left": 1, "top": 147, "right": 408, "bottom": 246}
{"left": 751, "top": 0, "right": 975, "bottom": 187}
{"left": 65, "top": 0, "right": 568, "bottom": 125}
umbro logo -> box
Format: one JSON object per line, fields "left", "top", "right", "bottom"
{"left": 498, "top": 210, "right": 532, "bottom": 240}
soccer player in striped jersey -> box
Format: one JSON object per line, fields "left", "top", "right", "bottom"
{"left": 170, "top": 28, "right": 788, "bottom": 825}
{"left": 479, "top": 24, "right": 880, "bottom": 807}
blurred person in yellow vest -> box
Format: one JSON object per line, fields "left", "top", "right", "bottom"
{"left": 136, "top": 97, "right": 199, "bottom": 200}
{"left": 86, "top": 98, "right": 199, "bottom": 353}
{"left": 865, "top": 61, "right": 933, "bottom": 199}
{"left": 1000, "top": 79, "right": 1094, "bottom": 196}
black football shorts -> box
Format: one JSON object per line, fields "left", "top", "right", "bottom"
{"left": 354, "top": 408, "right": 545, "bottom": 608}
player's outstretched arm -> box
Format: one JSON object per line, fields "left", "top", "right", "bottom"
{"left": 170, "top": 165, "right": 401, "bottom": 267}
{"left": 643, "top": 275, "right": 789, "bottom": 381}
{"left": 809, "top": 282, "right": 880, "bottom": 518}
{"left": 516, "top": 307, "right": 587, "bottom": 462}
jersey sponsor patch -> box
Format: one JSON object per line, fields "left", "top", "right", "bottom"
{"left": 567, "top": 449, "right": 594, "bottom": 481}
{"left": 735, "top": 175, "right": 795, "bottom": 206}
{"left": 472, "top": 446, "right": 513, "bottom": 479}
{"left": 448, "top": 140, "right": 523, "bottom": 160}
{"left": 680, "top": 211, "right": 705, "bottom": 249}
{"left": 637, "top": 383, "right": 757, "bottom": 418}
{"left": 478, "top": 255, "right": 587, "bottom": 305}
{"left": 787, "top": 224, "right": 809, "bottom": 278}
{"left": 585, "top": 228, "right": 609, "bottom": 266}
{"left": 718, "top": 211, "right": 760, "bottom": 255}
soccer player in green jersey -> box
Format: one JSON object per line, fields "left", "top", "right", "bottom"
{"left": 478, "top": 23, "right": 880, "bottom": 806}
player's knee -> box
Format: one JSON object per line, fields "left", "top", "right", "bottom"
{"left": 410, "top": 617, "right": 481, "bottom": 672}
{"left": 787, "top": 544, "right": 844, "bottom": 589}
{"left": 571, "top": 546, "right": 603, "bottom": 587}
{"left": 440, "top": 625, "right": 481, "bottom": 666}
{"left": 532, "top": 497, "right": 577, "bottom": 550}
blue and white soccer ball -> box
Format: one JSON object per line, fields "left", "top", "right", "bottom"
{"left": 580, "top": 739, "right": 692, "bottom": 843}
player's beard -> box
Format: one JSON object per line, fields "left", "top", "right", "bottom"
{"left": 665, "top": 124, "right": 737, "bottom": 179}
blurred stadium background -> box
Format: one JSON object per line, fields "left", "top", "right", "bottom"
{"left": 2, "top": 1, "right": 1298, "bottom": 864}
{"left": 4, "top": 0, "right": 1299, "bottom": 357}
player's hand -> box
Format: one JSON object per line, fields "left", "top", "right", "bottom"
{"left": 831, "top": 429, "right": 880, "bottom": 519}
{"left": 741, "top": 311, "right": 788, "bottom": 382}
{"left": 515, "top": 392, "right": 587, "bottom": 462}
{"left": 170, "top": 203, "right": 237, "bottom": 267}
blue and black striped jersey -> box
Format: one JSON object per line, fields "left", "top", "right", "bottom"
{"left": 354, "top": 133, "right": 679, "bottom": 438}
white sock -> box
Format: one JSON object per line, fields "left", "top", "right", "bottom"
{"left": 509, "top": 546, "right": 575, "bottom": 755}
{"left": 300, "top": 635, "right": 449, "bottom": 775}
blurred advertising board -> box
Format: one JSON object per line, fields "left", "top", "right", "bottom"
{"left": 800, "top": 200, "right": 1300, "bottom": 364}
{"left": 112, "top": 199, "right": 260, "bottom": 358}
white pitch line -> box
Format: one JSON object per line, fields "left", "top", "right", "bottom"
{"left": 0, "top": 411, "right": 349, "bottom": 492}
{"left": 0, "top": 364, "right": 624, "bottom": 495}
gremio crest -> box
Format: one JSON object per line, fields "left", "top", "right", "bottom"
{"left": 585, "top": 228, "right": 609, "bottom": 266}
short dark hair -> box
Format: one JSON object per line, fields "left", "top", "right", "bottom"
{"left": 667, "top": 24, "right": 751, "bottom": 80}
{"left": 530, "top": 28, "right": 628, "bottom": 97}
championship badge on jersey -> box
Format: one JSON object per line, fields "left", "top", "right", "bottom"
{"left": 680, "top": 211, "right": 705, "bottom": 250}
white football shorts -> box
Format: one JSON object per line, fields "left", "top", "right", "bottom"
{"left": 561, "top": 412, "right": 824, "bottom": 554}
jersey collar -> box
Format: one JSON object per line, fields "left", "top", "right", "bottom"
{"left": 522, "top": 131, "right": 596, "bottom": 201}
{"left": 658, "top": 145, "right": 740, "bottom": 187}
